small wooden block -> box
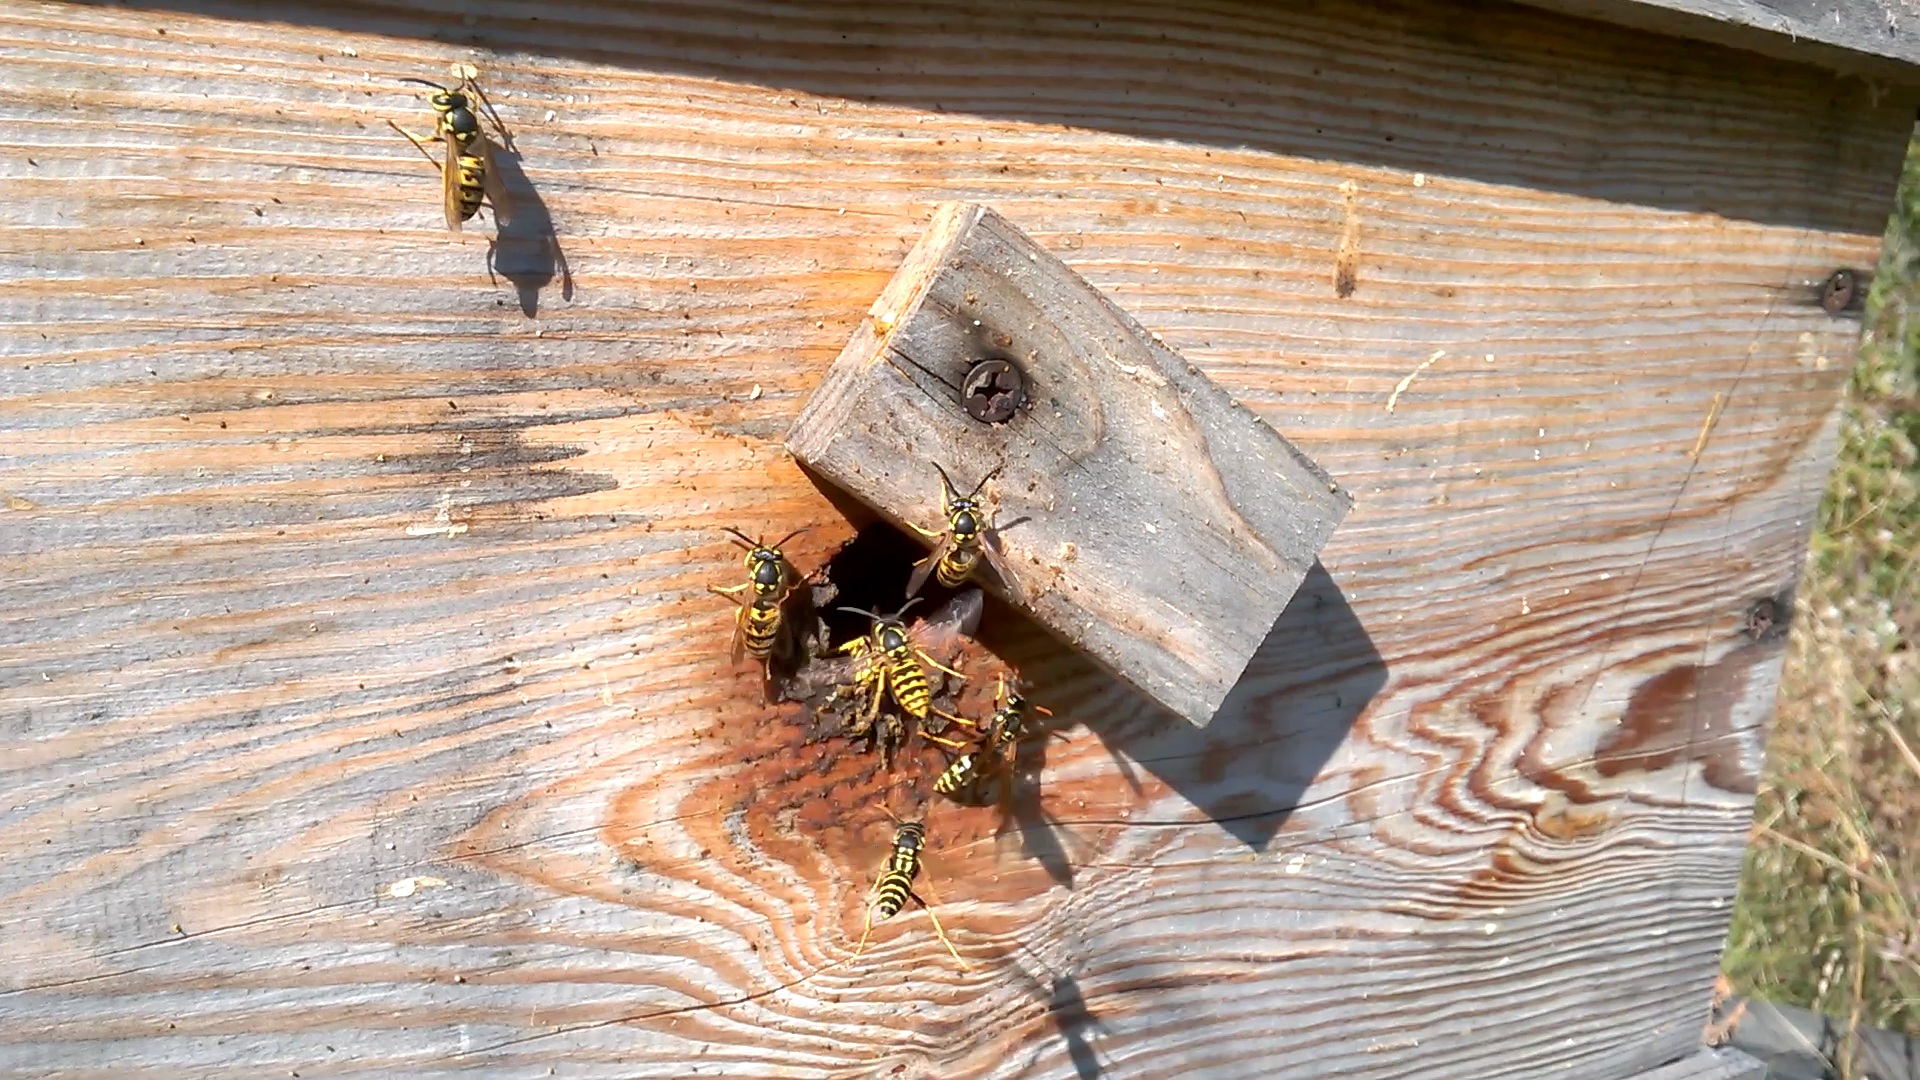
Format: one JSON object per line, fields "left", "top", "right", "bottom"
{"left": 786, "top": 203, "right": 1351, "bottom": 727}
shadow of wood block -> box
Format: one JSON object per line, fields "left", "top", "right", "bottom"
{"left": 787, "top": 202, "right": 1351, "bottom": 726}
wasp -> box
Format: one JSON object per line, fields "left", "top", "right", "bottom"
{"left": 837, "top": 598, "right": 967, "bottom": 727}
{"left": 707, "top": 527, "right": 806, "bottom": 663}
{"left": 388, "top": 70, "right": 511, "bottom": 232}
{"left": 836, "top": 659, "right": 907, "bottom": 761}
{"left": 856, "top": 819, "right": 968, "bottom": 970}
{"left": 907, "top": 464, "right": 1023, "bottom": 604}
{"left": 935, "top": 672, "right": 1052, "bottom": 800}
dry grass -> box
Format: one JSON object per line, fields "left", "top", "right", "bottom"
{"left": 1723, "top": 140, "right": 1920, "bottom": 1069}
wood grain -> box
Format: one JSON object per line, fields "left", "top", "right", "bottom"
{"left": 1515, "top": 0, "right": 1920, "bottom": 78}
{"left": 786, "top": 202, "right": 1351, "bottom": 728}
{"left": 1627, "top": 1046, "right": 1767, "bottom": 1079}
{"left": 0, "top": 0, "right": 1910, "bottom": 1076}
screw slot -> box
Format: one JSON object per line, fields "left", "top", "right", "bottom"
{"left": 962, "top": 359, "right": 1025, "bottom": 424}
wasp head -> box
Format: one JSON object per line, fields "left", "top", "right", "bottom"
{"left": 749, "top": 551, "right": 786, "bottom": 589}
{"left": 876, "top": 623, "right": 910, "bottom": 653}
{"left": 949, "top": 502, "right": 981, "bottom": 541}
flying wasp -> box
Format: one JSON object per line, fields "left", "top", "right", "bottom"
{"left": 387, "top": 70, "right": 511, "bottom": 232}
{"left": 837, "top": 598, "right": 967, "bottom": 728}
{"left": 856, "top": 819, "right": 968, "bottom": 970}
{"left": 907, "top": 464, "right": 1023, "bottom": 604}
{"left": 935, "top": 672, "right": 1053, "bottom": 800}
{"left": 707, "top": 527, "right": 807, "bottom": 664}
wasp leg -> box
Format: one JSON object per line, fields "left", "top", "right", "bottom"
{"left": 922, "top": 731, "right": 971, "bottom": 751}
{"left": 854, "top": 887, "right": 879, "bottom": 959}
{"left": 862, "top": 668, "right": 888, "bottom": 726}
{"left": 386, "top": 120, "right": 443, "bottom": 170}
{"left": 929, "top": 705, "right": 976, "bottom": 728}
{"left": 466, "top": 78, "right": 515, "bottom": 151}
{"left": 707, "top": 583, "right": 752, "bottom": 600}
{"left": 906, "top": 521, "right": 946, "bottom": 539}
{"left": 914, "top": 647, "right": 964, "bottom": 679}
{"left": 910, "top": 881, "right": 971, "bottom": 971}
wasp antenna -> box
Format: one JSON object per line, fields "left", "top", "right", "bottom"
{"left": 932, "top": 462, "right": 960, "bottom": 504}
{"left": 968, "top": 464, "right": 1003, "bottom": 499}
{"left": 836, "top": 606, "right": 884, "bottom": 622}
{"left": 886, "top": 596, "right": 923, "bottom": 621}
{"left": 718, "top": 526, "right": 759, "bottom": 549}
{"left": 770, "top": 527, "right": 810, "bottom": 550}
{"left": 399, "top": 77, "right": 450, "bottom": 91}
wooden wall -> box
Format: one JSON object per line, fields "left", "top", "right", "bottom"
{"left": 0, "top": 0, "right": 1910, "bottom": 1075}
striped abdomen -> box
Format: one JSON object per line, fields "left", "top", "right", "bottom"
{"left": 740, "top": 598, "right": 782, "bottom": 658}
{"left": 934, "top": 752, "right": 982, "bottom": 796}
{"left": 933, "top": 543, "right": 981, "bottom": 588}
{"left": 884, "top": 645, "right": 931, "bottom": 717}
{"left": 874, "top": 823, "right": 925, "bottom": 919}
{"left": 451, "top": 147, "right": 486, "bottom": 222}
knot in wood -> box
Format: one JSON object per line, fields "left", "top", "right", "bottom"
{"left": 962, "top": 359, "right": 1024, "bottom": 423}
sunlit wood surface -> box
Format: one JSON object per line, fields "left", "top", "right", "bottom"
{"left": 0, "top": 0, "right": 1910, "bottom": 1075}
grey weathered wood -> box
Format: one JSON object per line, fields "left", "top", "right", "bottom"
{"left": 1628, "top": 1047, "right": 1769, "bottom": 1080}
{"left": 1726, "top": 996, "right": 1920, "bottom": 1079}
{"left": 1515, "top": 0, "right": 1920, "bottom": 78}
{"left": 785, "top": 202, "right": 1351, "bottom": 728}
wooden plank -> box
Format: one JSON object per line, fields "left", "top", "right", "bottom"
{"left": 1628, "top": 1047, "right": 1768, "bottom": 1080}
{"left": 786, "top": 202, "right": 1351, "bottom": 727}
{"left": 0, "top": 0, "right": 1911, "bottom": 1076}
{"left": 1515, "top": 0, "right": 1920, "bottom": 77}
{"left": 1725, "top": 997, "right": 1920, "bottom": 1079}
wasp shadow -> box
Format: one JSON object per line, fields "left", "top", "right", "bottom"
{"left": 487, "top": 143, "right": 572, "bottom": 318}
{"left": 1046, "top": 973, "right": 1110, "bottom": 1080}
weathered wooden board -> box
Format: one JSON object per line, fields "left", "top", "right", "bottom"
{"left": 0, "top": 0, "right": 1910, "bottom": 1076}
{"left": 786, "top": 202, "right": 1351, "bottom": 728}
{"left": 1517, "top": 0, "right": 1920, "bottom": 77}
{"left": 1629, "top": 1047, "right": 1768, "bottom": 1080}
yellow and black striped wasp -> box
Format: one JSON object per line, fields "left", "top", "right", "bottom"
{"left": 935, "top": 672, "right": 1053, "bottom": 801}
{"left": 836, "top": 598, "right": 967, "bottom": 728}
{"left": 707, "top": 527, "right": 806, "bottom": 665}
{"left": 907, "top": 464, "right": 1023, "bottom": 604}
{"left": 855, "top": 818, "right": 969, "bottom": 970}
{"left": 387, "top": 69, "right": 511, "bottom": 232}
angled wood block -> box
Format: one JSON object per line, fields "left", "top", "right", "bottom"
{"left": 786, "top": 202, "right": 1352, "bottom": 726}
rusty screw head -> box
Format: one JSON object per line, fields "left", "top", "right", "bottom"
{"left": 1820, "top": 269, "right": 1858, "bottom": 315}
{"left": 962, "top": 359, "right": 1024, "bottom": 423}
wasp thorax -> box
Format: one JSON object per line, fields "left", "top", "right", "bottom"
{"left": 751, "top": 557, "right": 785, "bottom": 587}
{"left": 878, "top": 625, "right": 909, "bottom": 651}
{"left": 952, "top": 508, "right": 979, "bottom": 536}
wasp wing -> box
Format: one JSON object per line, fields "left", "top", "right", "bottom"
{"left": 477, "top": 134, "right": 512, "bottom": 224}
{"left": 906, "top": 531, "right": 959, "bottom": 598}
{"left": 976, "top": 533, "right": 1026, "bottom": 606}
{"left": 911, "top": 588, "right": 982, "bottom": 663}
{"left": 439, "top": 123, "right": 464, "bottom": 232}
{"left": 727, "top": 605, "right": 750, "bottom": 665}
